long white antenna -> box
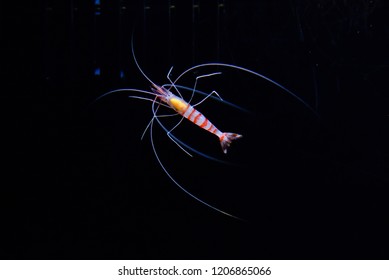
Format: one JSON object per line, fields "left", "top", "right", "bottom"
{"left": 131, "top": 33, "right": 155, "bottom": 85}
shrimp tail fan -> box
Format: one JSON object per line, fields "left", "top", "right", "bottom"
{"left": 219, "top": 132, "right": 243, "bottom": 154}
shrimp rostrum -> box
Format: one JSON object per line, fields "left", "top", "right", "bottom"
{"left": 94, "top": 40, "right": 317, "bottom": 220}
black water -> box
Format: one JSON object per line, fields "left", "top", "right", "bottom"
{"left": 2, "top": 0, "right": 389, "bottom": 259}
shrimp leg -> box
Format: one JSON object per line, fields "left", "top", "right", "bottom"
{"left": 166, "top": 66, "right": 184, "bottom": 99}
{"left": 188, "top": 72, "right": 223, "bottom": 105}
{"left": 139, "top": 98, "right": 193, "bottom": 157}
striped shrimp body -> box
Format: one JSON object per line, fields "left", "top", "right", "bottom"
{"left": 151, "top": 84, "right": 242, "bottom": 154}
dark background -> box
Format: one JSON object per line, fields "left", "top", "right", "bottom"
{"left": 2, "top": 0, "right": 389, "bottom": 259}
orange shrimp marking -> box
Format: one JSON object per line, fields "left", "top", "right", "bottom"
{"left": 194, "top": 113, "right": 202, "bottom": 124}
{"left": 200, "top": 118, "right": 208, "bottom": 128}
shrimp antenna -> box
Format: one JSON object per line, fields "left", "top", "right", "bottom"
{"left": 149, "top": 118, "right": 244, "bottom": 221}
{"left": 93, "top": 88, "right": 158, "bottom": 103}
{"left": 131, "top": 33, "right": 155, "bottom": 85}
{"left": 174, "top": 63, "right": 319, "bottom": 117}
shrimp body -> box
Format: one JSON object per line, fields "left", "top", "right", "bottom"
{"left": 151, "top": 84, "right": 242, "bottom": 154}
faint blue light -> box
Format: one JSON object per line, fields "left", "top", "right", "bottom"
{"left": 95, "top": 11, "right": 101, "bottom": 15}
{"left": 120, "top": 70, "right": 125, "bottom": 79}
{"left": 94, "top": 68, "right": 101, "bottom": 76}
{"left": 95, "top": 0, "right": 100, "bottom": 5}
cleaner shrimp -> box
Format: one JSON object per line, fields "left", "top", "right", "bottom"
{"left": 94, "top": 38, "right": 317, "bottom": 220}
